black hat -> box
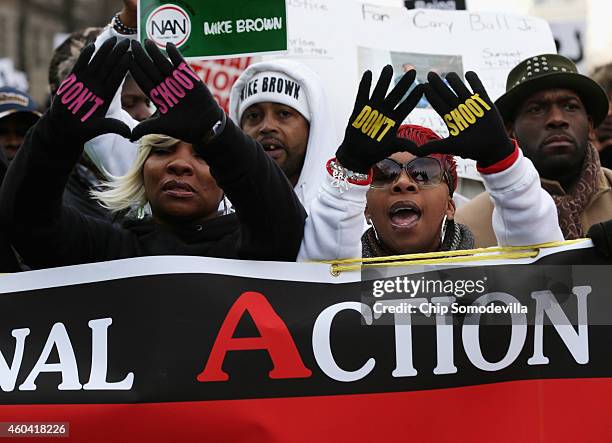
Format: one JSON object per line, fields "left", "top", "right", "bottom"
{"left": 495, "top": 54, "right": 609, "bottom": 127}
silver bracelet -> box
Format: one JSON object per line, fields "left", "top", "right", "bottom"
{"left": 328, "top": 159, "right": 369, "bottom": 193}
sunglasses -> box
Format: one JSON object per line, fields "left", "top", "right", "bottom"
{"left": 371, "top": 157, "right": 451, "bottom": 191}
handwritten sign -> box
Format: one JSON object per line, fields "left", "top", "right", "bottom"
{"left": 261, "top": 2, "right": 556, "bottom": 181}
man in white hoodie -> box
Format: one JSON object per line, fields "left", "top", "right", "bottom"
{"left": 229, "top": 60, "right": 365, "bottom": 260}
{"left": 229, "top": 60, "right": 337, "bottom": 210}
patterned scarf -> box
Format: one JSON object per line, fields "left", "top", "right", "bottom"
{"left": 550, "top": 143, "right": 601, "bottom": 239}
{"left": 361, "top": 219, "right": 475, "bottom": 258}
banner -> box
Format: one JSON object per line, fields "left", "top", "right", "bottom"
{"left": 1, "top": 241, "right": 611, "bottom": 441}
{"left": 138, "top": 0, "right": 287, "bottom": 59}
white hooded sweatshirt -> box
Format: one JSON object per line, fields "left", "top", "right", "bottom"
{"left": 229, "top": 60, "right": 368, "bottom": 261}
{"left": 229, "top": 59, "right": 338, "bottom": 210}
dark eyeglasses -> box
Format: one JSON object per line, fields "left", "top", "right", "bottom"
{"left": 371, "top": 157, "right": 451, "bottom": 190}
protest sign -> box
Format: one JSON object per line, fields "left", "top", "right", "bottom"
{"left": 262, "top": 2, "right": 556, "bottom": 181}
{"left": 138, "top": 0, "right": 287, "bottom": 59}
{"left": 189, "top": 57, "right": 252, "bottom": 113}
{"left": 1, "top": 241, "right": 611, "bottom": 441}
{"left": 550, "top": 20, "right": 586, "bottom": 72}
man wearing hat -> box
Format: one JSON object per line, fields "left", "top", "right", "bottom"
{"left": 229, "top": 59, "right": 348, "bottom": 259}
{"left": 0, "top": 86, "right": 40, "bottom": 272}
{"left": 456, "top": 53, "right": 612, "bottom": 245}
{"left": 229, "top": 59, "right": 337, "bottom": 208}
{"left": 0, "top": 87, "right": 41, "bottom": 164}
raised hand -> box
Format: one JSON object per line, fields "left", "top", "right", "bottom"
{"left": 335, "top": 65, "right": 423, "bottom": 174}
{"left": 45, "top": 37, "right": 132, "bottom": 143}
{"left": 417, "top": 71, "right": 515, "bottom": 168}
{"left": 129, "top": 40, "right": 225, "bottom": 143}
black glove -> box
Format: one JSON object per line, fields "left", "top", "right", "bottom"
{"left": 416, "top": 71, "right": 514, "bottom": 168}
{"left": 40, "top": 37, "right": 132, "bottom": 144}
{"left": 129, "top": 40, "right": 225, "bottom": 143}
{"left": 335, "top": 65, "right": 423, "bottom": 174}
{"left": 588, "top": 220, "right": 612, "bottom": 257}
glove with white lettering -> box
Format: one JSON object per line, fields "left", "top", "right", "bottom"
{"left": 40, "top": 37, "right": 132, "bottom": 145}
{"left": 335, "top": 65, "right": 423, "bottom": 174}
{"left": 416, "top": 71, "right": 515, "bottom": 169}
{"left": 129, "top": 40, "right": 226, "bottom": 143}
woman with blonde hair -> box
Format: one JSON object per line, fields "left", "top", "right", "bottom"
{"left": 91, "top": 133, "right": 228, "bottom": 221}
{"left": 0, "top": 39, "right": 306, "bottom": 269}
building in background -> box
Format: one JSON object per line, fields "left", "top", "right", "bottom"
{"left": 0, "top": 0, "right": 121, "bottom": 105}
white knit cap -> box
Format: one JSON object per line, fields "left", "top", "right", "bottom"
{"left": 236, "top": 71, "right": 311, "bottom": 122}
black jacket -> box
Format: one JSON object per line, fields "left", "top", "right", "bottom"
{"left": 0, "top": 117, "right": 306, "bottom": 269}
{"left": 0, "top": 150, "right": 20, "bottom": 272}
{"left": 62, "top": 162, "right": 113, "bottom": 222}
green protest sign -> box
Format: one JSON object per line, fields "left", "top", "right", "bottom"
{"left": 138, "top": 0, "right": 287, "bottom": 59}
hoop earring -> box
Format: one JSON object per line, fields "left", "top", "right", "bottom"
{"left": 440, "top": 214, "right": 448, "bottom": 245}
{"left": 219, "top": 194, "right": 232, "bottom": 216}
{"left": 367, "top": 217, "right": 383, "bottom": 245}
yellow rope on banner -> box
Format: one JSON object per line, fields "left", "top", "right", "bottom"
{"left": 324, "top": 238, "right": 590, "bottom": 276}
{"left": 331, "top": 251, "right": 539, "bottom": 274}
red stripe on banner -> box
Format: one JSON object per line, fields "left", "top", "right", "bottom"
{"left": 1, "top": 378, "right": 611, "bottom": 442}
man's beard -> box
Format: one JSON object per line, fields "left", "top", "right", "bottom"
{"left": 280, "top": 151, "right": 306, "bottom": 185}
{"left": 532, "top": 138, "right": 588, "bottom": 183}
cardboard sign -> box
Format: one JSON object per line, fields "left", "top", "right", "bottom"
{"left": 138, "top": 0, "right": 287, "bottom": 60}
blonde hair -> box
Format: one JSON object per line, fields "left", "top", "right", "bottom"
{"left": 91, "top": 134, "right": 181, "bottom": 213}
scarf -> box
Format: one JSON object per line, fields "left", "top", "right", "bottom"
{"left": 361, "top": 219, "right": 475, "bottom": 258}
{"left": 551, "top": 143, "right": 601, "bottom": 239}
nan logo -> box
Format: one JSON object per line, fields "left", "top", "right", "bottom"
{"left": 146, "top": 4, "right": 191, "bottom": 48}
